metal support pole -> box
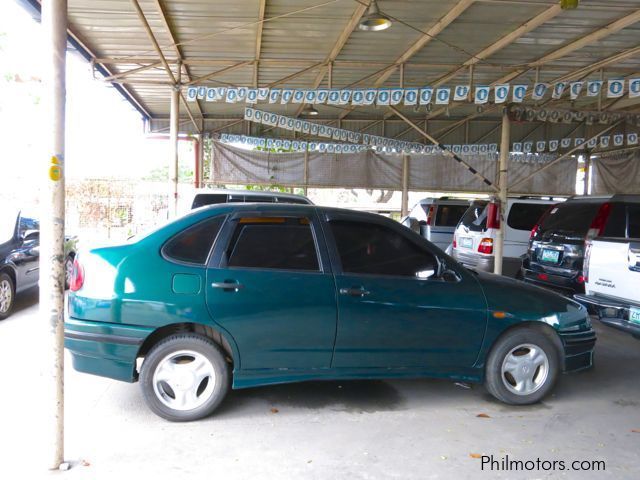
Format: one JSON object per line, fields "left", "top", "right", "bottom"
{"left": 195, "top": 136, "right": 203, "bottom": 188}
{"left": 42, "top": 0, "right": 67, "bottom": 470}
{"left": 303, "top": 149, "right": 309, "bottom": 195}
{"left": 169, "top": 86, "right": 180, "bottom": 217}
{"left": 401, "top": 155, "right": 410, "bottom": 217}
{"left": 494, "top": 108, "right": 510, "bottom": 275}
{"left": 583, "top": 152, "right": 591, "bottom": 195}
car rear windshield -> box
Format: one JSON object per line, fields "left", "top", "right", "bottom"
{"left": 537, "top": 202, "right": 601, "bottom": 238}
{"left": 435, "top": 204, "right": 469, "bottom": 227}
{"left": 459, "top": 201, "right": 488, "bottom": 232}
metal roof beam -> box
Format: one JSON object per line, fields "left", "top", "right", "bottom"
{"left": 186, "top": 61, "right": 254, "bottom": 85}
{"left": 254, "top": 0, "right": 267, "bottom": 87}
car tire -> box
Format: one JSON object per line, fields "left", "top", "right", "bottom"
{"left": 485, "top": 327, "right": 560, "bottom": 405}
{"left": 140, "top": 333, "right": 230, "bottom": 421}
{"left": 64, "top": 255, "right": 74, "bottom": 290}
{"left": 0, "top": 272, "right": 15, "bottom": 320}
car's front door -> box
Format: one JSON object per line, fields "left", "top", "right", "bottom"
{"left": 324, "top": 215, "right": 487, "bottom": 370}
{"left": 12, "top": 215, "right": 40, "bottom": 290}
{"left": 205, "top": 211, "right": 337, "bottom": 370}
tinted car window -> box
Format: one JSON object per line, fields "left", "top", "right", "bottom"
{"left": 537, "top": 202, "right": 601, "bottom": 238}
{"left": 602, "top": 203, "right": 627, "bottom": 238}
{"left": 627, "top": 205, "right": 640, "bottom": 239}
{"left": 227, "top": 217, "right": 319, "bottom": 271}
{"left": 459, "top": 201, "right": 488, "bottom": 232}
{"left": 192, "top": 194, "right": 228, "bottom": 209}
{"left": 435, "top": 205, "right": 469, "bottom": 227}
{"left": 507, "top": 203, "right": 550, "bottom": 231}
{"left": 163, "top": 216, "right": 225, "bottom": 264}
{"left": 330, "top": 220, "right": 436, "bottom": 277}
{"left": 275, "top": 197, "right": 310, "bottom": 205}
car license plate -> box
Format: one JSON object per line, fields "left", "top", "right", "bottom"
{"left": 541, "top": 249, "right": 560, "bottom": 263}
{"left": 460, "top": 237, "right": 473, "bottom": 249}
{"left": 630, "top": 307, "right": 640, "bottom": 325}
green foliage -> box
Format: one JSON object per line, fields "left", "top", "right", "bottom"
{"left": 144, "top": 163, "right": 194, "bottom": 183}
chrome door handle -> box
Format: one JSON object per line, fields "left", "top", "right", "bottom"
{"left": 211, "top": 282, "right": 244, "bottom": 290}
{"left": 339, "top": 287, "right": 370, "bottom": 297}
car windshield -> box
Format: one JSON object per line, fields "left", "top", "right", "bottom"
{"left": 459, "top": 201, "right": 488, "bottom": 232}
{"left": 537, "top": 202, "right": 601, "bottom": 238}
{"left": 0, "top": 211, "right": 18, "bottom": 243}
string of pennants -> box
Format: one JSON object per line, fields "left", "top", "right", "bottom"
{"left": 188, "top": 77, "right": 640, "bottom": 106}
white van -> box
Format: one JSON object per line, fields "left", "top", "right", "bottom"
{"left": 452, "top": 197, "right": 558, "bottom": 276}
{"left": 401, "top": 197, "right": 471, "bottom": 252}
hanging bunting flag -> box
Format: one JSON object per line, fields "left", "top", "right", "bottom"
{"left": 512, "top": 85, "right": 527, "bottom": 103}
{"left": 310, "top": 123, "right": 319, "bottom": 136}
{"left": 196, "top": 86, "right": 206, "bottom": 99}
{"left": 470, "top": 145, "right": 479, "bottom": 154}
{"left": 600, "top": 136, "right": 610, "bottom": 148}
{"left": 404, "top": 88, "right": 418, "bottom": 105}
{"left": 363, "top": 89, "right": 377, "bottom": 105}
{"left": 607, "top": 79, "right": 625, "bottom": 98}
{"left": 613, "top": 134, "right": 624, "bottom": 146}
{"left": 226, "top": 87, "right": 238, "bottom": 102}
{"left": 475, "top": 86, "right": 490, "bottom": 104}
{"left": 586, "top": 80, "right": 603, "bottom": 97}
{"left": 551, "top": 82, "right": 567, "bottom": 99}
{"left": 351, "top": 90, "right": 365, "bottom": 105}
{"left": 205, "top": 87, "right": 219, "bottom": 102}
{"left": 293, "top": 119, "right": 303, "bottom": 132}
{"left": 479, "top": 144, "right": 488, "bottom": 154}
{"left": 363, "top": 134, "right": 371, "bottom": 145}
{"left": 186, "top": 86, "right": 198, "bottom": 102}
{"left": 257, "top": 88, "right": 269, "bottom": 101}
{"left": 574, "top": 138, "right": 585, "bottom": 147}
{"left": 561, "top": 138, "right": 572, "bottom": 149}
{"left": 569, "top": 81, "right": 583, "bottom": 100}
{"left": 435, "top": 87, "right": 451, "bottom": 105}
{"left": 390, "top": 89, "right": 404, "bottom": 105}
{"left": 281, "top": 89, "right": 294, "bottom": 104}
{"left": 316, "top": 89, "right": 329, "bottom": 103}
{"left": 292, "top": 90, "right": 306, "bottom": 103}
{"left": 286, "top": 118, "right": 295, "bottom": 130}
{"left": 304, "top": 90, "right": 317, "bottom": 104}
{"left": 587, "top": 137, "right": 598, "bottom": 148}
{"left": 523, "top": 141, "right": 533, "bottom": 153}
{"left": 278, "top": 116, "right": 287, "bottom": 129}
{"left": 629, "top": 78, "right": 640, "bottom": 98}
{"left": 532, "top": 83, "right": 548, "bottom": 100}
{"left": 236, "top": 87, "right": 248, "bottom": 101}
{"left": 489, "top": 144, "right": 498, "bottom": 153}
{"left": 268, "top": 89, "right": 281, "bottom": 103}
{"left": 536, "top": 141, "right": 546, "bottom": 152}
{"left": 628, "top": 133, "right": 639, "bottom": 145}
{"left": 512, "top": 142, "right": 523, "bottom": 153}
{"left": 339, "top": 90, "right": 352, "bottom": 105}
{"left": 244, "top": 107, "right": 255, "bottom": 121}
{"left": 377, "top": 89, "right": 391, "bottom": 105}
{"left": 302, "top": 122, "right": 311, "bottom": 134}
{"left": 494, "top": 84, "right": 510, "bottom": 104}
{"left": 461, "top": 145, "right": 471, "bottom": 155}
{"left": 548, "top": 110, "right": 561, "bottom": 123}
{"left": 549, "top": 140, "right": 559, "bottom": 152}
{"left": 327, "top": 90, "right": 340, "bottom": 105}
{"left": 453, "top": 85, "right": 470, "bottom": 102}
{"left": 253, "top": 110, "right": 264, "bottom": 123}
{"left": 246, "top": 89, "right": 259, "bottom": 104}
{"left": 419, "top": 87, "right": 433, "bottom": 105}
{"left": 452, "top": 145, "right": 462, "bottom": 154}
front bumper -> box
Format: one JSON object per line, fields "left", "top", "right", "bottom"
{"left": 559, "top": 329, "right": 596, "bottom": 372}
{"left": 574, "top": 293, "right": 640, "bottom": 339}
{"left": 64, "top": 317, "right": 153, "bottom": 382}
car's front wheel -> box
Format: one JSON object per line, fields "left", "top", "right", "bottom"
{"left": 485, "top": 327, "right": 560, "bottom": 405}
{"left": 0, "top": 272, "right": 15, "bottom": 320}
{"left": 140, "top": 333, "right": 230, "bottom": 421}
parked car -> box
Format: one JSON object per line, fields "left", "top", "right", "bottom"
{"left": 401, "top": 197, "right": 471, "bottom": 252}
{"left": 573, "top": 201, "right": 640, "bottom": 339}
{"left": 521, "top": 195, "right": 639, "bottom": 295}
{"left": 189, "top": 188, "right": 313, "bottom": 210}
{"left": 65, "top": 203, "right": 595, "bottom": 421}
{"left": 0, "top": 210, "right": 78, "bottom": 319}
{"left": 452, "top": 197, "right": 556, "bottom": 276}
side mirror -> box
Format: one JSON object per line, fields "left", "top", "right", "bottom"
{"left": 22, "top": 229, "right": 39, "bottom": 241}
{"left": 416, "top": 269, "right": 436, "bottom": 279}
{"left": 441, "top": 269, "right": 461, "bottom": 282}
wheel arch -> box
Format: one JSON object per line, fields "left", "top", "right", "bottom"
{"left": 0, "top": 264, "right": 16, "bottom": 287}
{"left": 486, "top": 321, "right": 564, "bottom": 367}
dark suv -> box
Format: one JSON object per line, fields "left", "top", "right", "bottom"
{"left": 521, "top": 195, "right": 639, "bottom": 294}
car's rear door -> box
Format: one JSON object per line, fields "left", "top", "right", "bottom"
{"left": 205, "top": 209, "right": 337, "bottom": 370}
{"left": 323, "top": 212, "right": 487, "bottom": 370}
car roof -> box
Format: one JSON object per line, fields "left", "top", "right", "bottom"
{"left": 566, "top": 194, "right": 640, "bottom": 204}
{"left": 192, "top": 188, "right": 312, "bottom": 203}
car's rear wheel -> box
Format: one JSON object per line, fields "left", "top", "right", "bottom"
{"left": 0, "top": 273, "right": 15, "bottom": 320}
{"left": 140, "top": 333, "right": 230, "bottom": 421}
{"left": 485, "top": 328, "right": 560, "bottom": 405}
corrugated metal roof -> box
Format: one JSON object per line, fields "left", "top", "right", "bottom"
{"left": 26, "top": 0, "right": 640, "bottom": 135}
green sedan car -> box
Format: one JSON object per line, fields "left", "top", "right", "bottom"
{"left": 65, "top": 204, "right": 595, "bottom": 421}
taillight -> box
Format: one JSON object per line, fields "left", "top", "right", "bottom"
{"left": 583, "top": 240, "right": 592, "bottom": 283}
{"left": 529, "top": 223, "right": 539, "bottom": 240}
{"left": 586, "top": 202, "right": 611, "bottom": 239}
{"left": 487, "top": 202, "right": 500, "bottom": 230}
{"left": 453, "top": 234, "right": 457, "bottom": 248}
{"left": 478, "top": 238, "right": 494, "bottom": 254}
{"left": 426, "top": 205, "right": 435, "bottom": 226}
{"left": 70, "top": 258, "right": 84, "bottom": 292}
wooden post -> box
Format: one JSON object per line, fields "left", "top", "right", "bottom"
{"left": 494, "top": 109, "right": 510, "bottom": 275}
{"left": 401, "top": 155, "right": 410, "bottom": 217}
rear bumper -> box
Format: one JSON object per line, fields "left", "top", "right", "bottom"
{"left": 64, "top": 317, "right": 153, "bottom": 382}
{"left": 559, "top": 329, "right": 596, "bottom": 372}
{"left": 521, "top": 267, "right": 584, "bottom": 295}
{"left": 574, "top": 294, "right": 640, "bottom": 338}
{"left": 452, "top": 250, "right": 494, "bottom": 272}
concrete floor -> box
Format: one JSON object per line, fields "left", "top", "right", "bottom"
{"left": 1, "top": 287, "right": 639, "bottom": 479}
